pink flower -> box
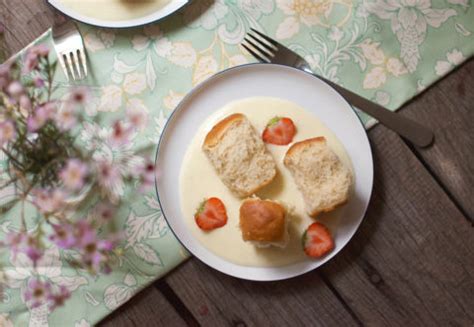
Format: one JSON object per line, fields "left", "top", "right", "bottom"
{"left": 55, "top": 104, "right": 77, "bottom": 131}
{"left": 109, "top": 121, "right": 132, "bottom": 147}
{"left": 59, "top": 159, "right": 88, "bottom": 191}
{"left": 48, "top": 285, "right": 70, "bottom": 310}
{"left": 5, "top": 232, "right": 43, "bottom": 266}
{"left": 0, "top": 120, "right": 16, "bottom": 147}
{"left": 5, "top": 231, "right": 25, "bottom": 259}
{"left": 7, "top": 81, "right": 23, "bottom": 98}
{"left": 24, "top": 236, "right": 43, "bottom": 265}
{"left": 27, "top": 102, "right": 56, "bottom": 132}
{"left": 139, "top": 160, "right": 156, "bottom": 191}
{"left": 30, "top": 44, "right": 49, "bottom": 57}
{"left": 96, "top": 161, "right": 122, "bottom": 194}
{"left": 69, "top": 87, "right": 90, "bottom": 105}
{"left": 49, "top": 224, "right": 76, "bottom": 249}
{"left": 19, "top": 95, "right": 32, "bottom": 111}
{"left": 126, "top": 100, "right": 148, "bottom": 130}
{"left": 33, "top": 76, "right": 45, "bottom": 88}
{"left": 94, "top": 202, "right": 115, "bottom": 222}
{"left": 23, "top": 44, "right": 49, "bottom": 73}
{"left": 32, "top": 188, "right": 66, "bottom": 214}
{"left": 24, "top": 279, "right": 52, "bottom": 308}
{"left": 75, "top": 220, "right": 117, "bottom": 273}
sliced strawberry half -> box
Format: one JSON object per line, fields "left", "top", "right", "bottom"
{"left": 303, "top": 222, "right": 335, "bottom": 258}
{"left": 262, "top": 116, "right": 296, "bottom": 145}
{"left": 194, "top": 197, "right": 228, "bottom": 231}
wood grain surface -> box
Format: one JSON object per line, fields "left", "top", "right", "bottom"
{"left": 1, "top": 1, "right": 472, "bottom": 326}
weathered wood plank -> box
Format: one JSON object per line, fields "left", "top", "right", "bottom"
{"left": 398, "top": 58, "right": 474, "bottom": 220}
{"left": 165, "top": 259, "right": 360, "bottom": 326}
{"left": 99, "top": 286, "right": 187, "bottom": 327}
{"left": 319, "top": 125, "right": 474, "bottom": 326}
{"left": 0, "top": 0, "right": 53, "bottom": 57}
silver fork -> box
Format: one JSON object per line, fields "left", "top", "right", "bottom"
{"left": 52, "top": 15, "right": 88, "bottom": 81}
{"left": 242, "top": 28, "right": 434, "bottom": 147}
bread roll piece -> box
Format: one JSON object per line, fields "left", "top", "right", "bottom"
{"left": 284, "top": 137, "right": 352, "bottom": 217}
{"left": 239, "top": 198, "right": 288, "bottom": 248}
{"left": 203, "top": 114, "right": 277, "bottom": 197}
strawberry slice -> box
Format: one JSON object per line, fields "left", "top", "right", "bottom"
{"left": 194, "top": 197, "right": 228, "bottom": 231}
{"left": 303, "top": 222, "right": 335, "bottom": 258}
{"left": 262, "top": 116, "right": 296, "bottom": 145}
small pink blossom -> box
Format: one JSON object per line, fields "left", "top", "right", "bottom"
{"left": 109, "top": 121, "right": 132, "bottom": 147}
{"left": 49, "top": 224, "right": 76, "bottom": 249}
{"left": 0, "top": 120, "right": 16, "bottom": 147}
{"left": 32, "top": 188, "right": 66, "bottom": 214}
{"left": 48, "top": 285, "right": 70, "bottom": 310}
{"left": 139, "top": 160, "right": 156, "bottom": 191}
{"left": 30, "top": 44, "right": 49, "bottom": 57}
{"left": 126, "top": 100, "right": 148, "bottom": 130}
{"left": 59, "top": 159, "right": 88, "bottom": 191}
{"left": 24, "top": 279, "right": 52, "bottom": 308}
{"left": 33, "top": 76, "right": 45, "bottom": 88}
{"left": 19, "top": 95, "right": 32, "bottom": 111}
{"left": 94, "top": 202, "right": 115, "bottom": 222}
{"left": 27, "top": 104, "right": 54, "bottom": 132}
{"left": 5, "top": 231, "right": 25, "bottom": 259}
{"left": 75, "top": 220, "right": 117, "bottom": 273}
{"left": 7, "top": 81, "right": 23, "bottom": 98}
{"left": 5, "top": 232, "right": 43, "bottom": 266}
{"left": 55, "top": 104, "right": 77, "bottom": 131}
{"left": 96, "top": 161, "right": 122, "bottom": 194}
{"left": 69, "top": 87, "right": 90, "bottom": 105}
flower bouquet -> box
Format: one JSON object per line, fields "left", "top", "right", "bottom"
{"left": 0, "top": 44, "right": 155, "bottom": 310}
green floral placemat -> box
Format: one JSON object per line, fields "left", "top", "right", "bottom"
{"left": 1, "top": 0, "right": 473, "bottom": 325}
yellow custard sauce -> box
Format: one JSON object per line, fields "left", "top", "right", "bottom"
{"left": 179, "top": 97, "right": 354, "bottom": 267}
{"left": 57, "top": 0, "right": 171, "bottom": 21}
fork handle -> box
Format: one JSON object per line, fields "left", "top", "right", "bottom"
{"left": 314, "top": 75, "right": 434, "bottom": 147}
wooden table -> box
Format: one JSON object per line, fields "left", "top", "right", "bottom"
{"left": 2, "top": 2, "right": 473, "bottom": 326}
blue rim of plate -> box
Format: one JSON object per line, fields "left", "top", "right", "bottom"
{"left": 47, "top": 0, "right": 190, "bottom": 29}
{"left": 154, "top": 63, "right": 374, "bottom": 281}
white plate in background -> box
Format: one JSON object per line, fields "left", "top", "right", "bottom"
{"left": 155, "top": 64, "right": 373, "bottom": 281}
{"left": 48, "top": 0, "right": 189, "bottom": 28}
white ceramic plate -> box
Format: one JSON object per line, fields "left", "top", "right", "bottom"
{"left": 155, "top": 64, "right": 373, "bottom": 281}
{"left": 48, "top": 0, "right": 189, "bottom": 28}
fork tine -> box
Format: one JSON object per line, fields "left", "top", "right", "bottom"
{"left": 243, "top": 37, "right": 274, "bottom": 59}
{"left": 78, "top": 48, "right": 88, "bottom": 77}
{"left": 57, "top": 53, "right": 70, "bottom": 81}
{"left": 246, "top": 32, "right": 276, "bottom": 54}
{"left": 250, "top": 28, "right": 279, "bottom": 47}
{"left": 242, "top": 43, "right": 269, "bottom": 63}
{"left": 72, "top": 50, "right": 82, "bottom": 79}
{"left": 65, "top": 53, "right": 76, "bottom": 80}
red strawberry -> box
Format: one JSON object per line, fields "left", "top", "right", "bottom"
{"left": 195, "top": 197, "right": 228, "bottom": 231}
{"left": 303, "top": 222, "right": 335, "bottom": 258}
{"left": 262, "top": 116, "right": 296, "bottom": 145}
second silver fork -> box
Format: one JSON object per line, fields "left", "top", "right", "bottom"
{"left": 242, "top": 28, "right": 434, "bottom": 148}
{"left": 52, "top": 15, "right": 88, "bottom": 81}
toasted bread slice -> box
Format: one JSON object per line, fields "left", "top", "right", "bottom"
{"left": 284, "top": 137, "right": 352, "bottom": 217}
{"left": 203, "top": 114, "right": 277, "bottom": 197}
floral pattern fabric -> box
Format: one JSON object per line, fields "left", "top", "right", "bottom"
{"left": 1, "top": 0, "right": 473, "bottom": 325}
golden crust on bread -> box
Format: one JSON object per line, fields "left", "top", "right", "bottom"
{"left": 284, "top": 136, "right": 352, "bottom": 218}
{"left": 203, "top": 113, "right": 245, "bottom": 148}
{"left": 284, "top": 136, "right": 327, "bottom": 162}
{"left": 239, "top": 199, "right": 286, "bottom": 242}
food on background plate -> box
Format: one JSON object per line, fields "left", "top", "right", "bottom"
{"left": 262, "top": 116, "right": 296, "bottom": 146}
{"left": 194, "top": 197, "right": 228, "bottom": 231}
{"left": 239, "top": 198, "right": 289, "bottom": 248}
{"left": 303, "top": 222, "right": 335, "bottom": 258}
{"left": 203, "top": 113, "right": 277, "bottom": 198}
{"left": 284, "top": 136, "right": 352, "bottom": 217}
